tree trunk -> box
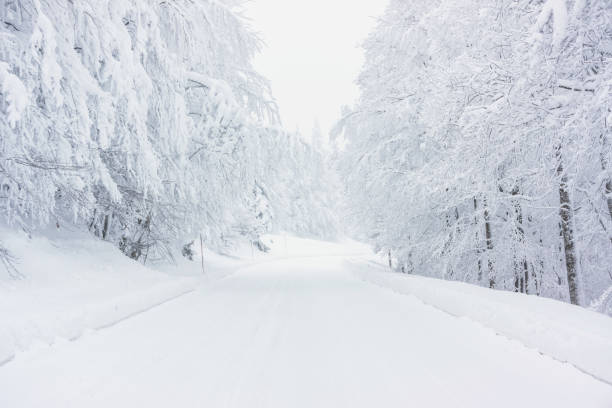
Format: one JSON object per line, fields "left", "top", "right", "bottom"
{"left": 512, "top": 189, "right": 529, "bottom": 294}
{"left": 602, "top": 133, "right": 612, "bottom": 223}
{"left": 408, "top": 251, "right": 413, "bottom": 274}
{"left": 557, "top": 151, "right": 580, "bottom": 305}
{"left": 483, "top": 197, "right": 495, "bottom": 288}
{"left": 407, "top": 235, "right": 414, "bottom": 274}
{"left": 88, "top": 209, "right": 97, "bottom": 232}
{"left": 102, "top": 214, "right": 110, "bottom": 240}
{"left": 474, "top": 197, "right": 483, "bottom": 284}
{"left": 444, "top": 212, "right": 455, "bottom": 279}
{"left": 533, "top": 219, "right": 543, "bottom": 296}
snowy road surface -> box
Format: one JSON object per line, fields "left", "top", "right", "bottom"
{"left": 2, "top": 255, "right": 612, "bottom": 407}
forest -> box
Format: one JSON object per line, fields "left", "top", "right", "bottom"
{"left": 0, "top": 0, "right": 338, "bottom": 266}
{"left": 335, "top": 0, "right": 611, "bottom": 307}
{"left": 1, "top": 0, "right": 611, "bottom": 309}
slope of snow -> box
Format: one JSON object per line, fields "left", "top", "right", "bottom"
{"left": 0, "top": 226, "right": 263, "bottom": 366}
{"left": 352, "top": 259, "right": 612, "bottom": 385}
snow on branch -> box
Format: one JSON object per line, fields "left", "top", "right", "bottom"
{"left": 534, "top": 0, "right": 568, "bottom": 53}
{"left": 0, "top": 61, "right": 28, "bottom": 128}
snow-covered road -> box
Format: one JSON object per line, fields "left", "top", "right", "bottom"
{"left": 2, "top": 255, "right": 611, "bottom": 407}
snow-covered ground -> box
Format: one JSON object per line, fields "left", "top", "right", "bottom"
{"left": 0, "top": 226, "right": 262, "bottom": 366}
{"left": 352, "top": 260, "right": 612, "bottom": 385}
{"left": 1, "top": 231, "right": 611, "bottom": 407}
{"left": 0, "top": 227, "right": 364, "bottom": 367}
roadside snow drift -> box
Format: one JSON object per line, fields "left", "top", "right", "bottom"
{"left": 352, "top": 260, "right": 612, "bottom": 385}
{"left": 0, "top": 227, "right": 198, "bottom": 365}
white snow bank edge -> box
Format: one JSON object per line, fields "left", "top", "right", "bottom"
{"left": 349, "top": 259, "right": 612, "bottom": 386}
{"left": 0, "top": 278, "right": 197, "bottom": 366}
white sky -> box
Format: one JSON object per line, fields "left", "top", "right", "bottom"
{"left": 243, "top": 1, "right": 387, "bottom": 140}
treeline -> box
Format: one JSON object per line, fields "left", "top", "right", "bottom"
{"left": 336, "top": 0, "right": 611, "bottom": 305}
{"left": 0, "top": 0, "right": 337, "bottom": 264}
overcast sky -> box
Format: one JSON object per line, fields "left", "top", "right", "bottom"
{"left": 243, "top": 1, "right": 387, "bottom": 140}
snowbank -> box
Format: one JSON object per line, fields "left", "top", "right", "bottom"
{"left": 352, "top": 260, "right": 612, "bottom": 385}
{"left": 0, "top": 227, "right": 215, "bottom": 365}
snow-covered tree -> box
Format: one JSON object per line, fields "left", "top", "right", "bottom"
{"left": 337, "top": 0, "right": 611, "bottom": 306}
{"left": 1, "top": 0, "right": 337, "bottom": 265}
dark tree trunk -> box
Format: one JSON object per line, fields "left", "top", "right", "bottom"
{"left": 512, "top": 188, "right": 529, "bottom": 294}
{"left": 102, "top": 214, "right": 110, "bottom": 240}
{"left": 557, "top": 150, "right": 580, "bottom": 305}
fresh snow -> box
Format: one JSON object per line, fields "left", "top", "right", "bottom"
{"left": 0, "top": 61, "right": 28, "bottom": 128}
{"left": 0, "top": 226, "right": 233, "bottom": 366}
{"left": 0, "top": 228, "right": 357, "bottom": 367}
{"left": 0, "top": 3, "right": 611, "bottom": 405}
{"left": 0, "top": 234, "right": 611, "bottom": 407}
{"left": 353, "top": 260, "right": 612, "bottom": 385}
{"left": 535, "top": 0, "right": 569, "bottom": 52}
